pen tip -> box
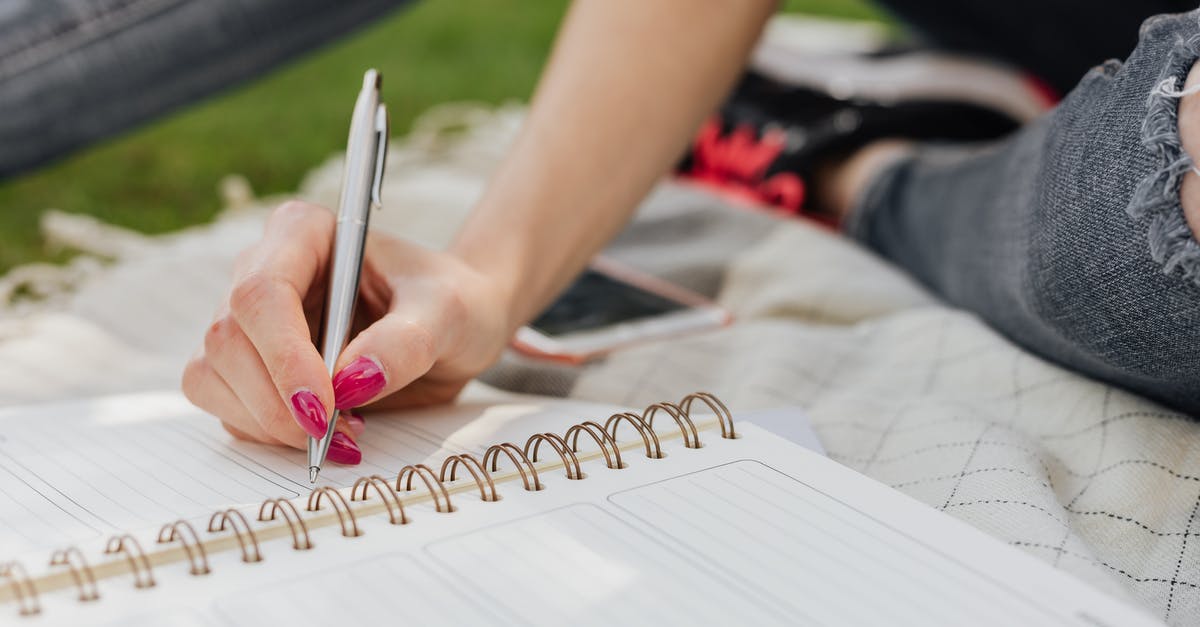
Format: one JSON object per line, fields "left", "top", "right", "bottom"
{"left": 309, "top": 467, "right": 320, "bottom": 484}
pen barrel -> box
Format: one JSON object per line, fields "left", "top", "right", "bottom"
{"left": 322, "top": 79, "right": 381, "bottom": 371}
{"left": 309, "top": 70, "right": 386, "bottom": 472}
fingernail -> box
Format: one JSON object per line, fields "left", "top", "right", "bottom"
{"left": 328, "top": 432, "right": 362, "bottom": 465}
{"left": 342, "top": 411, "right": 366, "bottom": 437}
{"left": 289, "top": 390, "right": 328, "bottom": 438}
{"left": 333, "top": 356, "right": 386, "bottom": 409}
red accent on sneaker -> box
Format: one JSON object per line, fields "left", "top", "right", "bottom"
{"left": 1022, "top": 74, "right": 1061, "bottom": 109}
{"left": 682, "top": 117, "right": 807, "bottom": 214}
{"left": 757, "top": 172, "right": 805, "bottom": 211}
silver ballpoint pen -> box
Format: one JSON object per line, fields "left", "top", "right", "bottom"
{"left": 309, "top": 69, "right": 389, "bottom": 483}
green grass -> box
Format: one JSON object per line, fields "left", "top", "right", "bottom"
{"left": 0, "top": 0, "right": 881, "bottom": 273}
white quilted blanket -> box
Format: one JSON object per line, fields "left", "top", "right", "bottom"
{"left": 1, "top": 104, "right": 1195, "bottom": 625}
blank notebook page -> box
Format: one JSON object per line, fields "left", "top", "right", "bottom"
{"left": 27, "top": 423, "right": 1158, "bottom": 627}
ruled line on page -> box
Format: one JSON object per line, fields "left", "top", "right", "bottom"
{"left": 608, "top": 460, "right": 1060, "bottom": 625}
{"left": 421, "top": 503, "right": 791, "bottom": 625}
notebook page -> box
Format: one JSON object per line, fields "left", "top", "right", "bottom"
{"left": 0, "top": 384, "right": 631, "bottom": 559}
{"left": 22, "top": 423, "right": 1157, "bottom": 627}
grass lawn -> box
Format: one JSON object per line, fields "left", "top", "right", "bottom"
{"left": 0, "top": 0, "right": 881, "bottom": 273}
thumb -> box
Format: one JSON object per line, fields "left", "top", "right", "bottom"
{"left": 331, "top": 314, "right": 441, "bottom": 410}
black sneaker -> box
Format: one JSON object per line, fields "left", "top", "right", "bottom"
{"left": 676, "top": 50, "right": 1055, "bottom": 222}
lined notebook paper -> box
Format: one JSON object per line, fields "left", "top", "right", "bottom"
{"left": 1, "top": 390, "right": 1156, "bottom": 626}
{"left": 0, "top": 386, "right": 628, "bottom": 559}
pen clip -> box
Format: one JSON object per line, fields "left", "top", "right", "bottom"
{"left": 370, "top": 104, "right": 389, "bottom": 211}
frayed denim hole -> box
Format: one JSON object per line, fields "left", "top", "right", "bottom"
{"left": 1078, "top": 60, "right": 1121, "bottom": 90}
{"left": 1128, "top": 22, "right": 1200, "bottom": 287}
{"left": 1141, "top": 13, "right": 1179, "bottom": 39}
{"left": 1097, "top": 59, "right": 1123, "bottom": 79}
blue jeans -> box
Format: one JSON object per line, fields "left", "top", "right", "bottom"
{"left": 848, "top": 11, "right": 1200, "bottom": 415}
{"left": 0, "top": 0, "right": 410, "bottom": 177}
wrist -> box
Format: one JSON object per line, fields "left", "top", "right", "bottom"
{"left": 446, "top": 241, "right": 526, "bottom": 351}
{"left": 448, "top": 201, "right": 539, "bottom": 336}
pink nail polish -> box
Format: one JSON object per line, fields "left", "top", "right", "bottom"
{"left": 289, "top": 390, "right": 328, "bottom": 439}
{"left": 333, "top": 356, "right": 386, "bottom": 409}
{"left": 327, "top": 432, "right": 362, "bottom": 465}
{"left": 343, "top": 411, "right": 366, "bottom": 437}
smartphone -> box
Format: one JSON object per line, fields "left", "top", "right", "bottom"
{"left": 512, "top": 258, "right": 732, "bottom": 364}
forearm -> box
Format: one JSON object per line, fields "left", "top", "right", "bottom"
{"left": 450, "top": 0, "right": 776, "bottom": 331}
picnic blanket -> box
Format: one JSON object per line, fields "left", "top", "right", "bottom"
{"left": 2, "top": 102, "right": 1198, "bottom": 625}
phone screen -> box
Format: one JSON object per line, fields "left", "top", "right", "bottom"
{"left": 530, "top": 270, "right": 686, "bottom": 337}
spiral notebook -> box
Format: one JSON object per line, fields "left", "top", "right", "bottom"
{"left": 0, "top": 386, "right": 1158, "bottom": 626}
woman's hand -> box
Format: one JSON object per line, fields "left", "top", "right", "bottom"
{"left": 181, "top": 201, "right": 511, "bottom": 464}
{"left": 183, "top": 0, "right": 776, "bottom": 465}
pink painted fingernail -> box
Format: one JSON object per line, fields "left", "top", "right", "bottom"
{"left": 333, "top": 356, "right": 386, "bottom": 409}
{"left": 327, "top": 432, "right": 362, "bottom": 465}
{"left": 342, "top": 411, "right": 366, "bottom": 437}
{"left": 289, "top": 390, "right": 328, "bottom": 438}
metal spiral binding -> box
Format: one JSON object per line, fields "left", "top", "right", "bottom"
{"left": 156, "top": 521, "right": 211, "bottom": 575}
{"left": 439, "top": 453, "right": 499, "bottom": 502}
{"left": 307, "top": 487, "right": 363, "bottom": 537}
{"left": 395, "top": 464, "right": 455, "bottom": 513}
{"left": 103, "top": 535, "right": 155, "bottom": 589}
{"left": 483, "top": 442, "right": 543, "bottom": 491}
{"left": 644, "top": 401, "right": 701, "bottom": 448}
{"left": 48, "top": 547, "right": 99, "bottom": 602}
{"left": 257, "top": 498, "right": 312, "bottom": 550}
{"left": 525, "top": 432, "right": 584, "bottom": 479}
{"left": 350, "top": 475, "right": 408, "bottom": 524}
{"left": 0, "top": 562, "right": 40, "bottom": 616}
{"left": 605, "top": 411, "right": 663, "bottom": 459}
{"left": 207, "top": 509, "right": 262, "bottom": 563}
{"left": 8, "top": 392, "right": 732, "bottom": 619}
{"left": 565, "top": 421, "right": 625, "bottom": 469}
{"left": 679, "top": 392, "right": 737, "bottom": 439}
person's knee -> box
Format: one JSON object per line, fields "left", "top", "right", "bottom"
{"left": 1177, "top": 62, "right": 1200, "bottom": 239}
{"left": 1123, "top": 12, "right": 1200, "bottom": 288}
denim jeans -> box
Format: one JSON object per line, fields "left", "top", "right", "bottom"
{"left": 5, "top": 1, "right": 1199, "bottom": 413}
{"left": 0, "top": 0, "right": 410, "bottom": 177}
{"left": 848, "top": 11, "right": 1200, "bottom": 415}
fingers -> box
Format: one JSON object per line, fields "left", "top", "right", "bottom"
{"left": 330, "top": 355, "right": 387, "bottom": 410}
{"left": 331, "top": 315, "right": 442, "bottom": 410}
{"left": 222, "top": 422, "right": 259, "bottom": 443}
{"left": 181, "top": 346, "right": 363, "bottom": 465}
{"left": 341, "top": 410, "right": 366, "bottom": 437}
{"left": 191, "top": 199, "right": 499, "bottom": 466}
{"left": 331, "top": 271, "right": 468, "bottom": 410}
{"left": 326, "top": 429, "right": 363, "bottom": 465}
{"left": 183, "top": 200, "right": 376, "bottom": 465}
{"left": 181, "top": 355, "right": 283, "bottom": 446}
{"left": 202, "top": 316, "right": 310, "bottom": 449}
{"left": 228, "top": 202, "right": 336, "bottom": 439}
{"left": 241, "top": 200, "right": 334, "bottom": 288}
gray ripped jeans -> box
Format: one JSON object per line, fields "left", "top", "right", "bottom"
{"left": 847, "top": 11, "right": 1200, "bottom": 415}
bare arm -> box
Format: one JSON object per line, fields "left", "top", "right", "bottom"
{"left": 183, "top": 0, "right": 777, "bottom": 459}
{"left": 454, "top": 0, "right": 777, "bottom": 329}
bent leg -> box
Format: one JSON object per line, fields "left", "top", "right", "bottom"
{"left": 846, "top": 11, "right": 1200, "bottom": 415}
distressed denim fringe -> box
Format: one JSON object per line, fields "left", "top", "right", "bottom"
{"left": 1130, "top": 20, "right": 1200, "bottom": 286}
